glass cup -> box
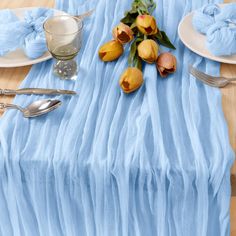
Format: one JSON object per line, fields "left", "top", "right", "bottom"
{"left": 43, "top": 15, "right": 83, "bottom": 80}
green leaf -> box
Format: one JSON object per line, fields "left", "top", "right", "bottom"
{"left": 154, "top": 31, "right": 176, "bottom": 50}
{"left": 121, "top": 12, "right": 138, "bottom": 26}
{"left": 130, "top": 22, "right": 137, "bottom": 29}
{"left": 149, "top": 2, "right": 156, "bottom": 14}
{"left": 128, "top": 37, "right": 143, "bottom": 69}
{"left": 133, "top": 0, "right": 156, "bottom": 14}
{"left": 130, "top": 22, "right": 138, "bottom": 34}
{"left": 133, "top": 55, "right": 142, "bottom": 71}
{"left": 128, "top": 40, "right": 138, "bottom": 65}
{"left": 143, "top": 0, "right": 156, "bottom": 14}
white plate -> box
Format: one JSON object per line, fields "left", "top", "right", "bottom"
{"left": 178, "top": 4, "right": 236, "bottom": 65}
{"left": 0, "top": 7, "right": 68, "bottom": 68}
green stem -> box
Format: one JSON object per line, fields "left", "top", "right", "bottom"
{"left": 133, "top": 56, "right": 142, "bottom": 71}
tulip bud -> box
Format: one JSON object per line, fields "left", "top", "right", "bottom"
{"left": 112, "top": 22, "right": 134, "bottom": 44}
{"left": 99, "top": 40, "right": 124, "bottom": 62}
{"left": 136, "top": 15, "right": 158, "bottom": 35}
{"left": 119, "top": 67, "right": 143, "bottom": 93}
{"left": 156, "top": 52, "right": 177, "bottom": 77}
{"left": 137, "top": 39, "right": 158, "bottom": 64}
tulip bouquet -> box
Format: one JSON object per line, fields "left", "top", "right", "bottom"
{"left": 98, "top": 0, "right": 177, "bottom": 93}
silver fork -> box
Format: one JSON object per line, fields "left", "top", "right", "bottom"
{"left": 189, "top": 65, "right": 236, "bottom": 88}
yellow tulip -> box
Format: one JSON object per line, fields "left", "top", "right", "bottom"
{"left": 137, "top": 39, "right": 158, "bottom": 64}
{"left": 112, "top": 22, "right": 134, "bottom": 44}
{"left": 98, "top": 40, "right": 124, "bottom": 62}
{"left": 119, "top": 67, "right": 143, "bottom": 93}
{"left": 156, "top": 52, "right": 177, "bottom": 77}
{"left": 136, "top": 15, "right": 158, "bottom": 35}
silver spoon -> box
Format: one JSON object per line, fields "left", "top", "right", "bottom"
{"left": 0, "top": 99, "right": 62, "bottom": 118}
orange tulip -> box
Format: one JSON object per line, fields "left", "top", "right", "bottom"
{"left": 119, "top": 67, "right": 143, "bottom": 93}
{"left": 98, "top": 40, "right": 124, "bottom": 62}
{"left": 156, "top": 52, "right": 177, "bottom": 77}
{"left": 136, "top": 15, "right": 158, "bottom": 35}
{"left": 112, "top": 22, "right": 134, "bottom": 44}
{"left": 137, "top": 39, "right": 158, "bottom": 64}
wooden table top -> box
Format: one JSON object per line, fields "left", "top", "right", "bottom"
{"left": 0, "top": 0, "right": 236, "bottom": 234}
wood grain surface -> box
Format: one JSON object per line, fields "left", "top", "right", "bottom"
{"left": 0, "top": 0, "right": 236, "bottom": 234}
{"left": 222, "top": 64, "right": 236, "bottom": 173}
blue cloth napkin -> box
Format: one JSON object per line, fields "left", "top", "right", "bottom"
{"left": 0, "top": 0, "right": 234, "bottom": 235}
{"left": 192, "top": 3, "right": 236, "bottom": 56}
{"left": 0, "top": 8, "right": 53, "bottom": 59}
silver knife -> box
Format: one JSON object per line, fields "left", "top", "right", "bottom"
{"left": 0, "top": 88, "right": 77, "bottom": 95}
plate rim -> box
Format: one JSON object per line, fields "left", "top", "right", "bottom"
{"left": 0, "top": 7, "right": 68, "bottom": 68}
{"left": 177, "top": 4, "right": 236, "bottom": 65}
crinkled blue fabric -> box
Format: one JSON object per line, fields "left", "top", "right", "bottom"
{"left": 192, "top": 3, "right": 236, "bottom": 56}
{"left": 192, "top": 4, "right": 220, "bottom": 34}
{"left": 0, "top": 0, "right": 234, "bottom": 236}
{"left": 215, "top": 3, "right": 236, "bottom": 22}
{"left": 0, "top": 8, "right": 53, "bottom": 59}
{"left": 207, "top": 21, "right": 236, "bottom": 56}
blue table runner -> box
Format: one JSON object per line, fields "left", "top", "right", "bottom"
{"left": 0, "top": 0, "right": 234, "bottom": 235}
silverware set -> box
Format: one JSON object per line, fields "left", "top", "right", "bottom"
{"left": 0, "top": 88, "right": 76, "bottom": 118}
{"left": 189, "top": 65, "right": 236, "bottom": 88}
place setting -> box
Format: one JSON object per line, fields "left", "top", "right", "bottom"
{"left": 0, "top": 7, "right": 94, "bottom": 118}
{"left": 179, "top": 3, "right": 236, "bottom": 88}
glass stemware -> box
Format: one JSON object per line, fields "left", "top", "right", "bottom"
{"left": 44, "top": 15, "right": 83, "bottom": 80}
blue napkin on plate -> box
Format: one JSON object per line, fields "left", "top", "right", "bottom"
{"left": 0, "top": 8, "right": 53, "bottom": 59}
{"left": 192, "top": 3, "right": 236, "bottom": 56}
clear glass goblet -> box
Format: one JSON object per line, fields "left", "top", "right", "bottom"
{"left": 43, "top": 15, "right": 83, "bottom": 80}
